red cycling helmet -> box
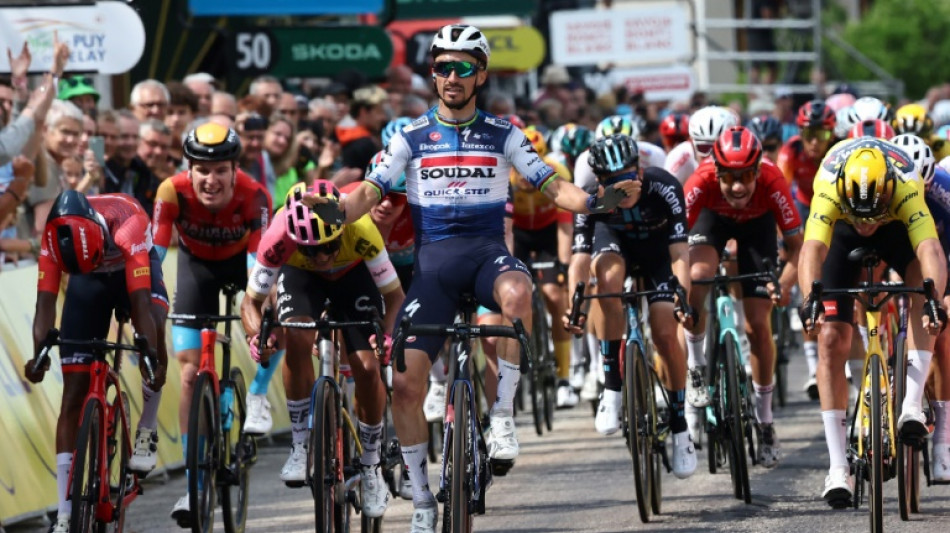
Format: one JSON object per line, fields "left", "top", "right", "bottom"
{"left": 659, "top": 112, "right": 690, "bottom": 149}
{"left": 848, "top": 119, "right": 895, "bottom": 140}
{"left": 796, "top": 99, "right": 836, "bottom": 129}
{"left": 713, "top": 126, "right": 763, "bottom": 170}
{"left": 44, "top": 190, "right": 106, "bottom": 274}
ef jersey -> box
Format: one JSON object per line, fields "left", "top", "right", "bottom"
{"left": 805, "top": 137, "right": 938, "bottom": 249}
{"left": 366, "top": 109, "right": 558, "bottom": 245}
{"left": 926, "top": 167, "right": 950, "bottom": 253}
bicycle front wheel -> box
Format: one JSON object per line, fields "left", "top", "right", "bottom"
{"left": 221, "top": 368, "right": 250, "bottom": 533}
{"left": 309, "top": 379, "right": 339, "bottom": 533}
{"left": 70, "top": 398, "right": 103, "bottom": 533}
{"left": 449, "top": 382, "right": 474, "bottom": 533}
{"left": 868, "top": 354, "right": 884, "bottom": 533}
{"left": 187, "top": 372, "right": 220, "bottom": 533}
{"left": 625, "top": 343, "right": 653, "bottom": 523}
{"left": 724, "top": 333, "right": 751, "bottom": 504}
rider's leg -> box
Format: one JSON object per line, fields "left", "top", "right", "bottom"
{"left": 900, "top": 259, "right": 938, "bottom": 436}
{"left": 478, "top": 310, "right": 503, "bottom": 411}
{"left": 818, "top": 321, "right": 853, "bottom": 474}
{"left": 491, "top": 271, "right": 534, "bottom": 415}
{"left": 393, "top": 348, "right": 436, "bottom": 508}
{"left": 685, "top": 244, "right": 718, "bottom": 367}
{"left": 745, "top": 297, "right": 776, "bottom": 424}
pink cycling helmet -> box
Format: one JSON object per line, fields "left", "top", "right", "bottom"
{"left": 284, "top": 180, "right": 344, "bottom": 245}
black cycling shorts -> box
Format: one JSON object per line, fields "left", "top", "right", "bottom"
{"left": 820, "top": 221, "right": 915, "bottom": 324}
{"left": 172, "top": 248, "right": 247, "bottom": 328}
{"left": 592, "top": 222, "right": 674, "bottom": 304}
{"left": 513, "top": 223, "right": 561, "bottom": 285}
{"left": 277, "top": 263, "right": 383, "bottom": 353}
{"left": 60, "top": 248, "right": 168, "bottom": 366}
{"left": 688, "top": 209, "right": 777, "bottom": 298}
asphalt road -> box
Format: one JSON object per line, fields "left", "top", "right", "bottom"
{"left": 10, "top": 344, "right": 950, "bottom": 532}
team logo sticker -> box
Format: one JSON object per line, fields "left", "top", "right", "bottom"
{"left": 429, "top": 132, "right": 442, "bottom": 142}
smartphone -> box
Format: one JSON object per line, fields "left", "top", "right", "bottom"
{"left": 89, "top": 136, "right": 106, "bottom": 167}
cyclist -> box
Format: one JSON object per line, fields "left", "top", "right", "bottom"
{"left": 563, "top": 134, "right": 697, "bottom": 477}
{"left": 511, "top": 127, "right": 578, "bottom": 407}
{"left": 798, "top": 137, "right": 947, "bottom": 507}
{"left": 665, "top": 105, "right": 739, "bottom": 184}
{"left": 551, "top": 123, "right": 593, "bottom": 176}
{"left": 745, "top": 114, "right": 783, "bottom": 163}
{"left": 848, "top": 118, "right": 895, "bottom": 140}
{"left": 659, "top": 111, "right": 691, "bottom": 152}
{"left": 300, "top": 23, "right": 634, "bottom": 532}
{"left": 893, "top": 103, "right": 934, "bottom": 139}
{"left": 775, "top": 99, "right": 836, "bottom": 397}
{"left": 25, "top": 190, "right": 168, "bottom": 533}
{"left": 241, "top": 180, "right": 404, "bottom": 517}
{"left": 845, "top": 96, "right": 892, "bottom": 125}
{"left": 683, "top": 126, "right": 803, "bottom": 469}
{"left": 151, "top": 123, "right": 273, "bottom": 524}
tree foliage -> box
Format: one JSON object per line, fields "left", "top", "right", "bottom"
{"left": 826, "top": 0, "right": 950, "bottom": 99}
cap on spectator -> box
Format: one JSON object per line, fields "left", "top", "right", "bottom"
{"left": 58, "top": 76, "right": 100, "bottom": 103}
{"left": 185, "top": 72, "right": 216, "bottom": 84}
{"left": 773, "top": 86, "right": 793, "bottom": 100}
{"left": 352, "top": 85, "right": 388, "bottom": 107}
{"left": 541, "top": 65, "right": 570, "bottom": 86}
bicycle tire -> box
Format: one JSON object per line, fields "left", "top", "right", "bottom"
{"left": 449, "top": 382, "right": 473, "bottom": 533}
{"left": 724, "top": 332, "right": 751, "bottom": 504}
{"left": 529, "top": 361, "right": 543, "bottom": 436}
{"left": 309, "top": 379, "right": 339, "bottom": 533}
{"left": 625, "top": 343, "right": 652, "bottom": 523}
{"left": 705, "top": 335, "right": 724, "bottom": 475}
{"left": 869, "top": 354, "right": 884, "bottom": 533}
{"left": 101, "top": 391, "right": 131, "bottom": 533}
{"left": 221, "top": 368, "right": 250, "bottom": 533}
{"left": 187, "top": 372, "right": 219, "bottom": 533}
{"left": 70, "top": 399, "right": 103, "bottom": 533}
{"left": 894, "top": 327, "right": 911, "bottom": 521}
{"left": 543, "top": 366, "right": 556, "bottom": 433}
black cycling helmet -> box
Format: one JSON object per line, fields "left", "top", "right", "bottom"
{"left": 588, "top": 134, "right": 639, "bottom": 176}
{"left": 183, "top": 122, "right": 242, "bottom": 162}
{"left": 745, "top": 114, "right": 783, "bottom": 144}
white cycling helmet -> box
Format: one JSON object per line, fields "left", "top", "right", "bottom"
{"left": 834, "top": 107, "right": 856, "bottom": 139}
{"left": 688, "top": 106, "right": 737, "bottom": 144}
{"left": 430, "top": 24, "right": 491, "bottom": 63}
{"left": 890, "top": 133, "right": 936, "bottom": 185}
{"left": 847, "top": 96, "right": 890, "bottom": 124}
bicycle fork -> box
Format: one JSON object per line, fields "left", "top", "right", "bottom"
{"left": 438, "top": 379, "right": 491, "bottom": 513}
{"left": 856, "top": 311, "right": 896, "bottom": 463}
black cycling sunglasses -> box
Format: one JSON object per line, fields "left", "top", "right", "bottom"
{"left": 432, "top": 60, "right": 480, "bottom": 79}
{"left": 299, "top": 239, "right": 341, "bottom": 258}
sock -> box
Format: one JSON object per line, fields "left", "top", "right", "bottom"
{"left": 734, "top": 301, "right": 747, "bottom": 334}
{"left": 753, "top": 382, "right": 774, "bottom": 425}
{"left": 822, "top": 410, "right": 848, "bottom": 470}
{"left": 139, "top": 382, "right": 161, "bottom": 430}
{"left": 249, "top": 349, "right": 285, "bottom": 395}
{"left": 935, "top": 401, "right": 949, "bottom": 444}
{"left": 847, "top": 359, "right": 864, "bottom": 385}
{"left": 804, "top": 341, "right": 818, "bottom": 376}
{"left": 586, "top": 332, "right": 602, "bottom": 381}
{"left": 492, "top": 358, "right": 520, "bottom": 415}
{"left": 287, "top": 398, "right": 310, "bottom": 445}
{"left": 554, "top": 340, "right": 571, "bottom": 380}
{"left": 400, "top": 443, "right": 436, "bottom": 507}
{"left": 903, "top": 350, "right": 933, "bottom": 410}
{"left": 429, "top": 359, "right": 447, "bottom": 382}
{"left": 857, "top": 325, "right": 869, "bottom": 352}
{"left": 685, "top": 331, "right": 706, "bottom": 368}
{"left": 571, "top": 335, "right": 585, "bottom": 367}
{"left": 666, "top": 388, "right": 687, "bottom": 433}
{"left": 601, "top": 340, "right": 622, "bottom": 392}
{"left": 358, "top": 421, "right": 384, "bottom": 466}
{"left": 57, "top": 452, "right": 72, "bottom": 517}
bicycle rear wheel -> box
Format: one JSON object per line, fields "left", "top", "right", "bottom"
{"left": 868, "top": 354, "right": 884, "bottom": 533}
{"left": 309, "top": 379, "right": 339, "bottom": 533}
{"left": 188, "top": 373, "right": 219, "bottom": 533}
{"left": 448, "top": 382, "right": 474, "bottom": 533}
{"left": 221, "top": 368, "right": 250, "bottom": 533}
{"left": 103, "top": 391, "right": 131, "bottom": 533}
{"left": 724, "top": 332, "right": 751, "bottom": 504}
{"left": 625, "top": 343, "right": 653, "bottom": 523}
{"left": 70, "top": 399, "right": 103, "bottom": 533}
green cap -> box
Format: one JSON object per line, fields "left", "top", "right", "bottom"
{"left": 58, "top": 76, "right": 100, "bottom": 103}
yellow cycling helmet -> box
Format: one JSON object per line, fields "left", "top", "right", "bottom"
{"left": 835, "top": 147, "right": 896, "bottom": 220}
{"left": 522, "top": 127, "right": 549, "bottom": 158}
{"left": 893, "top": 103, "right": 934, "bottom": 137}
{"left": 284, "top": 180, "right": 344, "bottom": 245}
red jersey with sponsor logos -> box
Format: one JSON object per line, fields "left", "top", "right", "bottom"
{"left": 776, "top": 136, "right": 821, "bottom": 206}
{"left": 152, "top": 169, "right": 272, "bottom": 261}
{"left": 38, "top": 194, "right": 153, "bottom": 294}
{"left": 684, "top": 159, "right": 802, "bottom": 236}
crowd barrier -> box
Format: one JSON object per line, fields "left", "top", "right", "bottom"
{"left": 0, "top": 248, "right": 291, "bottom": 524}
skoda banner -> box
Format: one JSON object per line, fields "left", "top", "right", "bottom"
{"left": 190, "top": 0, "right": 384, "bottom": 16}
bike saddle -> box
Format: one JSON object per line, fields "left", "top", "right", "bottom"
{"left": 847, "top": 247, "right": 881, "bottom": 268}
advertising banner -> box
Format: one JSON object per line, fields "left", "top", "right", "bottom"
{"left": 190, "top": 0, "right": 384, "bottom": 16}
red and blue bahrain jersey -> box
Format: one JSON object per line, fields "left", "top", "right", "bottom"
{"left": 366, "top": 108, "right": 558, "bottom": 245}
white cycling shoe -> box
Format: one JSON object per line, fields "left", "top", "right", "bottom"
{"left": 128, "top": 428, "right": 158, "bottom": 474}
{"left": 595, "top": 389, "right": 622, "bottom": 435}
{"left": 933, "top": 444, "right": 950, "bottom": 481}
{"left": 423, "top": 382, "right": 447, "bottom": 423}
{"left": 487, "top": 414, "right": 519, "bottom": 461}
{"left": 280, "top": 443, "right": 308, "bottom": 487}
{"left": 243, "top": 393, "right": 273, "bottom": 435}
{"left": 822, "top": 467, "right": 854, "bottom": 509}
{"left": 685, "top": 366, "right": 710, "bottom": 407}
{"left": 671, "top": 431, "right": 697, "bottom": 479}
{"left": 360, "top": 464, "right": 390, "bottom": 518}
{"left": 409, "top": 507, "right": 438, "bottom": 533}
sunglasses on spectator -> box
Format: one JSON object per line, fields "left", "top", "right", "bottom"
{"left": 600, "top": 170, "right": 640, "bottom": 187}
{"left": 432, "top": 60, "right": 480, "bottom": 78}
{"left": 298, "top": 239, "right": 341, "bottom": 258}
{"left": 62, "top": 76, "right": 94, "bottom": 88}
{"left": 802, "top": 127, "right": 832, "bottom": 141}
{"left": 716, "top": 167, "right": 757, "bottom": 186}
{"left": 694, "top": 142, "right": 715, "bottom": 157}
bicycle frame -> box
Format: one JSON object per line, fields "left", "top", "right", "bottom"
{"left": 855, "top": 307, "right": 896, "bottom": 460}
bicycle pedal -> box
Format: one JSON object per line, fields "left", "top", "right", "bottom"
{"left": 490, "top": 459, "right": 514, "bottom": 477}
{"left": 436, "top": 489, "right": 448, "bottom": 503}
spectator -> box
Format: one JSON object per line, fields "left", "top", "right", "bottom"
{"left": 265, "top": 113, "right": 311, "bottom": 203}
{"left": 183, "top": 72, "right": 215, "bottom": 117}
{"left": 57, "top": 75, "right": 99, "bottom": 117}
{"left": 137, "top": 119, "right": 174, "bottom": 179}
{"left": 308, "top": 96, "right": 339, "bottom": 136}
{"left": 78, "top": 113, "right": 104, "bottom": 193}
{"left": 387, "top": 65, "right": 414, "bottom": 95}
{"left": 130, "top": 79, "right": 170, "bottom": 121}
{"left": 401, "top": 93, "right": 429, "bottom": 118}
{"left": 0, "top": 77, "right": 13, "bottom": 125}
{"left": 165, "top": 81, "right": 197, "bottom": 169}
{"left": 323, "top": 82, "right": 354, "bottom": 127}
{"left": 104, "top": 110, "right": 161, "bottom": 216}
{"left": 0, "top": 156, "right": 34, "bottom": 229}
{"left": 487, "top": 92, "right": 516, "bottom": 117}
{"left": 60, "top": 153, "right": 96, "bottom": 193}
{"left": 250, "top": 75, "right": 283, "bottom": 110}
{"left": 536, "top": 98, "right": 565, "bottom": 131}
{"left": 332, "top": 85, "right": 386, "bottom": 186}
{"left": 0, "top": 75, "right": 59, "bottom": 168}
{"left": 276, "top": 91, "right": 301, "bottom": 129}
{"left": 535, "top": 64, "right": 572, "bottom": 107}
{"left": 236, "top": 111, "right": 274, "bottom": 192}
{"left": 97, "top": 110, "right": 120, "bottom": 159}
{"left": 211, "top": 90, "right": 238, "bottom": 119}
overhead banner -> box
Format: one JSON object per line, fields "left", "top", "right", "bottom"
{"left": 391, "top": 0, "right": 537, "bottom": 19}
{"left": 0, "top": 2, "right": 145, "bottom": 75}
{"left": 550, "top": 5, "right": 690, "bottom": 67}
{"left": 190, "top": 0, "right": 384, "bottom": 16}
{"left": 483, "top": 27, "right": 546, "bottom": 72}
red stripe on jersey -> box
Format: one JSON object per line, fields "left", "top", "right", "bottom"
{"left": 421, "top": 155, "right": 498, "bottom": 167}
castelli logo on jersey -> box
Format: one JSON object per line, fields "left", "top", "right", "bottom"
{"left": 78, "top": 226, "right": 89, "bottom": 260}
{"left": 429, "top": 132, "right": 442, "bottom": 142}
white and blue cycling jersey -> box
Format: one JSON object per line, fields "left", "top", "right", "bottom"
{"left": 926, "top": 166, "right": 950, "bottom": 255}
{"left": 366, "top": 108, "right": 557, "bottom": 245}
